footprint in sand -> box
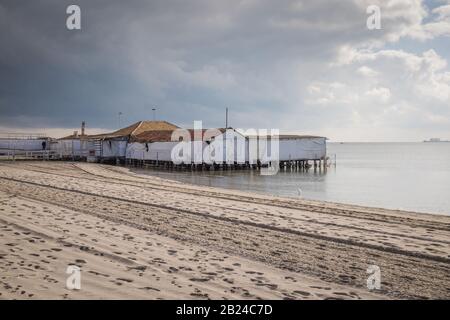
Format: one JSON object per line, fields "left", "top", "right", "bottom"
{"left": 116, "top": 278, "right": 133, "bottom": 283}
{"left": 293, "top": 290, "right": 311, "bottom": 297}
{"left": 189, "top": 278, "right": 210, "bottom": 282}
{"left": 140, "top": 286, "right": 160, "bottom": 292}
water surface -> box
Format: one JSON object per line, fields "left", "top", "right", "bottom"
{"left": 133, "top": 142, "right": 450, "bottom": 215}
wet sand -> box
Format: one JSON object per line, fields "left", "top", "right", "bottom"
{"left": 0, "top": 161, "right": 449, "bottom": 299}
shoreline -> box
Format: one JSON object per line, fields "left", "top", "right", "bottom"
{"left": 133, "top": 167, "right": 450, "bottom": 218}
{"left": 0, "top": 161, "right": 449, "bottom": 299}
{"left": 130, "top": 165, "right": 450, "bottom": 217}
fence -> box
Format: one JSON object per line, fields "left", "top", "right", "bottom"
{"left": 0, "top": 150, "right": 59, "bottom": 160}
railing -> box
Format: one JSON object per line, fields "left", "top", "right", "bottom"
{"left": 0, "top": 133, "right": 48, "bottom": 140}
{"left": 1, "top": 150, "right": 59, "bottom": 160}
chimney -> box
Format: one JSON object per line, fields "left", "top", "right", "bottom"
{"left": 81, "top": 121, "right": 85, "bottom": 136}
{"left": 226, "top": 107, "right": 228, "bottom": 128}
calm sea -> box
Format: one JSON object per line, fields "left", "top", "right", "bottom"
{"left": 134, "top": 142, "right": 450, "bottom": 215}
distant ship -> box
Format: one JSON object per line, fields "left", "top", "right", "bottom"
{"left": 423, "top": 138, "right": 450, "bottom": 143}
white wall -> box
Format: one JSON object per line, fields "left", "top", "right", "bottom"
{"left": 125, "top": 135, "right": 326, "bottom": 163}
{"left": 203, "top": 131, "right": 247, "bottom": 164}
{"left": 223, "top": 131, "right": 247, "bottom": 164}
{"left": 0, "top": 139, "right": 48, "bottom": 151}
{"left": 126, "top": 141, "right": 179, "bottom": 161}
{"left": 126, "top": 130, "right": 248, "bottom": 164}
{"left": 101, "top": 140, "right": 127, "bottom": 158}
{"left": 279, "top": 137, "right": 326, "bottom": 161}
{"left": 50, "top": 140, "right": 96, "bottom": 157}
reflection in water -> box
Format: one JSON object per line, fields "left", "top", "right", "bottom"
{"left": 132, "top": 143, "right": 450, "bottom": 215}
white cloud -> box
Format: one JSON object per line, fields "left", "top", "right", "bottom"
{"left": 304, "top": 45, "right": 450, "bottom": 140}
{"left": 0, "top": 126, "right": 110, "bottom": 140}
{"left": 365, "top": 87, "right": 391, "bottom": 102}
{"left": 357, "top": 66, "right": 379, "bottom": 77}
{"left": 305, "top": 82, "right": 359, "bottom": 105}
{"left": 409, "top": 2, "right": 450, "bottom": 40}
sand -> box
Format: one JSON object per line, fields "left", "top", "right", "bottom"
{"left": 0, "top": 161, "right": 449, "bottom": 299}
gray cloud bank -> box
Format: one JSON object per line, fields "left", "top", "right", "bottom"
{"left": 0, "top": 0, "right": 449, "bottom": 140}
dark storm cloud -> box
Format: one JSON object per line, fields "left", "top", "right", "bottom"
{"left": 0, "top": 0, "right": 449, "bottom": 140}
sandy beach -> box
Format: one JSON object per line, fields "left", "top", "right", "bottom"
{"left": 0, "top": 161, "right": 449, "bottom": 299}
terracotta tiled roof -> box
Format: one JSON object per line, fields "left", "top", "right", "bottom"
{"left": 59, "top": 134, "right": 89, "bottom": 140}
{"left": 131, "top": 128, "right": 231, "bottom": 143}
{"left": 88, "top": 121, "right": 180, "bottom": 139}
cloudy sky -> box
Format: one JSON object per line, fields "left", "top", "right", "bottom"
{"left": 0, "top": 0, "right": 449, "bottom": 141}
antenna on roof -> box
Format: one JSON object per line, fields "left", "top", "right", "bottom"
{"left": 118, "top": 112, "right": 123, "bottom": 128}
{"left": 226, "top": 107, "right": 228, "bottom": 129}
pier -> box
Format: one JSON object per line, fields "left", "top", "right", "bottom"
{"left": 124, "top": 157, "right": 331, "bottom": 172}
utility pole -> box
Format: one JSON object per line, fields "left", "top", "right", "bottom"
{"left": 118, "top": 112, "right": 123, "bottom": 128}
{"left": 226, "top": 107, "right": 228, "bottom": 128}
{"left": 152, "top": 107, "right": 156, "bottom": 121}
